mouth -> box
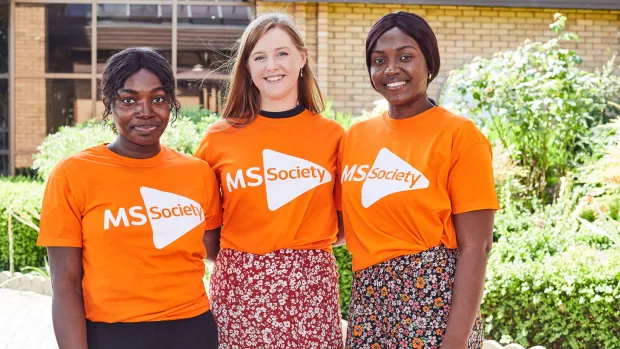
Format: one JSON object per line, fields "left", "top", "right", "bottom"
{"left": 133, "top": 124, "right": 160, "bottom": 134}
{"left": 264, "top": 75, "right": 285, "bottom": 83}
{"left": 384, "top": 80, "right": 409, "bottom": 91}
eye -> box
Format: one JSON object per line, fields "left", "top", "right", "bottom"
{"left": 121, "top": 97, "right": 135, "bottom": 105}
{"left": 277, "top": 51, "right": 288, "bottom": 57}
{"left": 374, "top": 57, "right": 385, "bottom": 65}
{"left": 254, "top": 55, "right": 265, "bottom": 61}
{"left": 400, "top": 54, "right": 412, "bottom": 61}
{"left": 153, "top": 96, "right": 166, "bottom": 104}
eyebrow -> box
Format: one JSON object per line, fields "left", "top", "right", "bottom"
{"left": 251, "top": 46, "right": 290, "bottom": 56}
{"left": 119, "top": 87, "right": 166, "bottom": 94}
{"left": 372, "top": 45, "right": 419, "bottom": 53}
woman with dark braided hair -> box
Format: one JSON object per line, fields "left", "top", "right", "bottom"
{"left": 339, "top": 12, "right": 499, "bottom": 349}
{"left": 37, "top": 47, "right": 221, "bottom": 349}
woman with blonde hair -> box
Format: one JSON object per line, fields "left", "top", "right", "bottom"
{"left": 194, "top": 12, "right": 344, "bottom": 349}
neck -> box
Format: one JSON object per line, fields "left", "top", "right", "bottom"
{"left": 260, "top": 93, "right": 299, "bottom": 112}
{"left": 107, "top": 135, "right": 161, "bottom": 159}
{"left": 388, "top": 94, "right": 434, "bottom": 120}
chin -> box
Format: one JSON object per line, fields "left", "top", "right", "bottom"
{"left": 263, "top": 91, "right": 294, "bottom": 103}
{"left": 383, "top": 95, "right": 409, "bottom": 106}
{"left": 128, "top": 135, "right": 162, "bottom": 147}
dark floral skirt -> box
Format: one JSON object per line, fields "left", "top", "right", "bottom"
{"left": 210, "top": 248, "right": 343, "bottom": 349}
{"left": 345, "top": 246, "right": 484, "bottom": 349}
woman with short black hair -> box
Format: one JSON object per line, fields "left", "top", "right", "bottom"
{"left": 339, "top": 12, "right": 499, "bottom": 349}
{"left": 38, "top": 47, "right": 222, "bottom": 349}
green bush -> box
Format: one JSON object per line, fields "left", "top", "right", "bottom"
{"left": 443, "top": 14, "right": 619, "bottom": 202}
{"left": 32, "top": 119, "right": 115, "bottom": 180}
{"left": 322, "top": 100, "right": 374, "bottom": 130}
{"left": 333, "top": 245, "right": 353, "bottom": 318}
{"left": 160, "top": 116, "right": 203, "bottom": 155}
{"left": 483, "top": 247, "right": 620, "bottom": 349}
{"left": 484, "top": 172, "right": 620, "bottom": 348}
{"left": 32, "top": 111, "right": 219, "bottom": 180}
{"left": 0, "top": 179, "right": 45, "bottom": 271}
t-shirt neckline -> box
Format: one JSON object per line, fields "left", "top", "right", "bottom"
{"left": 100, "top": 143, "right": 168, "bottom": 167}
{"left": 381, "top": 106, "right": 442, "bottom": 129}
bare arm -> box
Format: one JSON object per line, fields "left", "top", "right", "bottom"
{"left": 47, "top": 247, "right": 88, "bottom": 349}
{"left": 203, "top": 227, "right": 221, "bottom": 263}
{"left": 440, "top": 209, "right": 495, "bottom": 349}
{"left": 333, "top": 211, "right": 346, "bottom": 247}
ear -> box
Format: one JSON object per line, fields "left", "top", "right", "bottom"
{"left": 300, "top": 47, "right": 308, "bottom": 67}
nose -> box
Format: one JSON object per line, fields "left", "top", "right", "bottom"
{"left": 385, "top": 61, "right": 399, "bottom": 77}
{"left": 266, "top": 56, "right": 277, "bottom": 71}
{"left": 134, "top": 100, "right": 154, "bottom": 117}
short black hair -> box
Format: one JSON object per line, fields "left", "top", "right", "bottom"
{"left": 101, "top": 47, "right": 180, "bottom": 129}
{"left": 365, "top": 11, "right": 440, "bottom": 84}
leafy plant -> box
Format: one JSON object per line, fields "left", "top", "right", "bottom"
{"left": 32, "top": 113, "right": 220, "bottom": 180}
{"left": 443, "top": 13, "right": 619, "bottom": 202}
{"left": 583, "top": 118, "right": 620, "bottom": 192}
{"left": 483, "top": 247, "right": 620, "bottom": 349}
{"left": 32, "top": 119, "right": 115, "bottom": 180}
{"left": 333, "top": 245, "right": 353, "bottom": 318}
{"left": 21, "top": 257, "right": 50, "bottom": 279}
{"left": 0, "top": 179, "right": 45, "bottom": 271}
{"left": 322, "top": 100, "right": 356, "bottom": 130}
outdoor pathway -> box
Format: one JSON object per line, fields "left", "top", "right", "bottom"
{"left": 0, "top": 289, "right": 56, "bottom": 349}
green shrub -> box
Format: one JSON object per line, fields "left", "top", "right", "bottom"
{"left": 0, "top": 179, "right": 45, "bottom": 271}
{"left": 177, "top": 105, "right": 219, "bottom": 134}
{"left": 333, "top": 245, "right": 353, "bottom": 318}
{"left": 484, "top": 174, "right": 620, "bottom": 348}
{"left": 160, "top": 116, "right": 203, "bottom": 155}
{"left": 443, "top": 14, "right": 619, "bottom": 202}
{"left": 483, "top": 247, "right": 620, "bottom": 348}
{"left": 322, "top": 100, "right": 375, "bottom": 130}
{"left": 32, "top": 120, "right": 115, "bottom": 180}
{"left": 32, "top": 113, "right": 219, "bottom": 180}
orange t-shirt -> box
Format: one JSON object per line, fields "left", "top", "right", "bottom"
{"left": 339, "top": 107, "right": 500, "bottom": 271}
{"left": 194, "top": 109, "right": 344, "bottom": 254}
{"left": 37, "top": 144, "right": 223, "bottom": 323}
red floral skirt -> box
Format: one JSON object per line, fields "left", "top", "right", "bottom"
{"left": 210, "top": 248, "right": 343, "bottom": 349}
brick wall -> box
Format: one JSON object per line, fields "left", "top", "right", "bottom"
{"left": 257, "top": 2, "right": 619, "bottom": 114}
{"left": 14, "top": 4, "right": 46, "bottom": 168}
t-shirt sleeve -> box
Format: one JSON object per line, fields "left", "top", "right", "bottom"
{"left": 37, "top": 175, "right": 83, "bottom": 247}
{"left": 194, "top": 131, "right": 210, "bottom": 162}
{"left": 202, "top": 165, "right": 223, "bottom": 230}
{"left": 448, "top": 122, "right": 500, "bottom": 214}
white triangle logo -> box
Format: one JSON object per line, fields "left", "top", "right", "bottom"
{"left": 361, "top": 148, "right": 429, "bottom": 208}
{"left": 263, "top": 149, "right": 332, "bottom": 211}
{"left": 140, "top": 187, "right": 205, "bottom": 249}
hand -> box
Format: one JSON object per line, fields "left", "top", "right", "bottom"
{"left": 439, "top": 336, "right": 468, "bottom": 349}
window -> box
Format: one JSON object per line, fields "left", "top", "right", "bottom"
{"left": 47, "top": 4, "right": 92, "bottom": 73}
{"left": 46, "top": 79, "right": 92, "bottom": 133}
{"left": 97, "top": 4, "right": 172, "bottom": 73}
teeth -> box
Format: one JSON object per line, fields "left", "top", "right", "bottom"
{"left": 266, "top": 76, "right": 283, "bottom": 82}
{"left": 387, "top": 81, "right": 406, "bottom": 88}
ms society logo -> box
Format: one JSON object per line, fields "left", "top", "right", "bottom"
{"left": 341, "top": 148, "right": 430, "bottom": 208}
{"left": 103, "top": 187, "right": 205, "bottom": 249}
{"left": 223, "top": 149, "right": 332, "bottom": 211}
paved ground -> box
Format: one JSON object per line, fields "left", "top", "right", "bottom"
{"left": 0, "top": 289, "right": 57, "bottom": 349}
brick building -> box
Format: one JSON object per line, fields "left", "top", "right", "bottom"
{"left": 1, "top": 0, "right": 618, "bottom": 175}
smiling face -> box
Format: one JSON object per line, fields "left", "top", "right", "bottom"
{"left": 247, "top": 27, "right": 308, "bottom": 111}
{"left": 369, "top": 27, "right": 430, "bottom": 113}
{"left": 112, "top": 68, "right": 170, "bottom": 146}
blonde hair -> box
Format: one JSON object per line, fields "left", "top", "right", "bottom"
{"left": 220, "top": 12, "right": 324, "bottom": 127}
